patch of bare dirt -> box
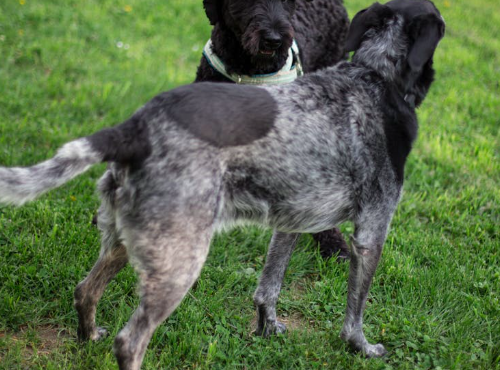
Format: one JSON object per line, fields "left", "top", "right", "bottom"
{"left": 250, "top": 311, "right": 311, "bottom": 333}
{"left": 279, "top": 312, "right": 311, "bottom": 331}
{"left": 0, "top": 324, "right": 71, "bottom": 360}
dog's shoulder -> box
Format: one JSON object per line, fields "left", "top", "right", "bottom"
{"left": 153, "top": 83, "right": 278, "bottom": 148}
{"left": 302, "top": 62, "right": 418, "bottom": 184}
{"left": 331, "top": 62, "right": 418, "bottom": 184}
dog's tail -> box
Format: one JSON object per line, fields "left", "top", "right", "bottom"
{"left": 0, "top": 118, "right": 151, "bottom": 206}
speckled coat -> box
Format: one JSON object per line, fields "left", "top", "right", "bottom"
{"left": 0, "top": 1, "right": 445, "bottom": 368}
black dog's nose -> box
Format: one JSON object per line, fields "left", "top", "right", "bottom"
{"left": 262, "top": 34, "right": 282, "bottom": 50}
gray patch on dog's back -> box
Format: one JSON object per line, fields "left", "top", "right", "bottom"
{"left": 162, "top": 83, "right": 277, "bottom": 147}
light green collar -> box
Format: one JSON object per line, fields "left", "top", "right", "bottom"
{"left": 203, "top": 39, "right": 303, "bottom": 85}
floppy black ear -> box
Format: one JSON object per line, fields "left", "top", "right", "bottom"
{"left": 407, "top": 14, "right": 445, "bottom": 73}
{"left": 203, "top": 0, "right": 222, "bottom": 25}
{"left": 345, "top": 2, "right": 394, "bottom": 52}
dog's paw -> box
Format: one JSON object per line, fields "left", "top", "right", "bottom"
{"left": 90, "top": 327, "right": 109, "bottom": 341}
{"left": 363, "top": 343, "right": 387, "bottom": 358}
{"left": 340, "top": 328, "right": 387, "bottom": 358}
{"left": 255, "top": 320, "right": 287, "bottom": 337}
{"left": 77, "top": 326, "right": 109, "bottom": 342}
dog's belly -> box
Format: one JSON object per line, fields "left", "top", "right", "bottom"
{"left": 271, "top": 192, "right": 353, "bottom": 233}
{"left": 220, "top": 184, "right": 352, "bottom": 233}
{"left": 219, "top": 141, "right": 356, "bottom": 233}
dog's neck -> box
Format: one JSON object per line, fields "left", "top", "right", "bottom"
{"left": 352, "top": 17, "right": 408, "bottom": 85}
{"left": 352, "top": 16, "right": 434, "bottom": 108}
{"left": 210, "top": 24, "right": 290, "bottom": 76}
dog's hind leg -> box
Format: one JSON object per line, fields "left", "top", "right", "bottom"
{"left": 254, "top": 231, "right": 299, "bottom": 337}
{"left": 340, "top": 205, "right": 396, "bottom": 357}
{"left": 112, "top": 219, "right": 214, "bottom": 370}
{"left": 74, "top": 245, "right": 127, "bottom": 341}
{"left": 74, "top": 196, "right": 128, "bottom": 341}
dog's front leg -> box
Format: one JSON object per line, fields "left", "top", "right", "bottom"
{"left": 340, "top": 213, "right": 392, "bottom": 358}
{"left": 254, "top": 231, "right": 299, "bottom": 337}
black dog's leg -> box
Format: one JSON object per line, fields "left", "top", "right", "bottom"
{"left": 254, "top": 231, "right": 299, "bottom": 337}
{"left": 312, "top": 227, "right": 350, "bottom": 260}
{"left": 340, "top": 207, "right": 395, "bottom": 357}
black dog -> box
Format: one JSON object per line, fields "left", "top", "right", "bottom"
{"left": 196, "top": 0, "right": 351, "bottom": 259}
{"left": 196, "top": 0, "right": 349, "bottom": 80}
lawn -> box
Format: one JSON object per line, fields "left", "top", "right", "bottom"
{"left": 0, "top": 0, "right": 499, "bottom": 369}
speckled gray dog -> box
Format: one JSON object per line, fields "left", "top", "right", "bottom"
{"left": 0, "top": 0, "right": 444, "bottom": 368}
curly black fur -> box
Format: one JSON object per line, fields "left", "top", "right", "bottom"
{"left": 311, "top": 228, "right": 350, "bottom": 260}
{"left": 195, "top": 0, "right": 351, "bottom": 260}
{"left": 196, "top": 0, "right": 350, "bottom": 80}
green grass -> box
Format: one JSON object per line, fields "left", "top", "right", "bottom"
{"left": 0, "top": 0, "right": 499, "bottom": 368}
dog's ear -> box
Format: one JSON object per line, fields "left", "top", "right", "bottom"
{"left": 345, "top": 2, "right": 394, "bottom": 52}
{"left": 407, "top": 13, "right": 445, "bottom": 74}
{"left": 203, "top": 0, "right": 222, "bottom": 25}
